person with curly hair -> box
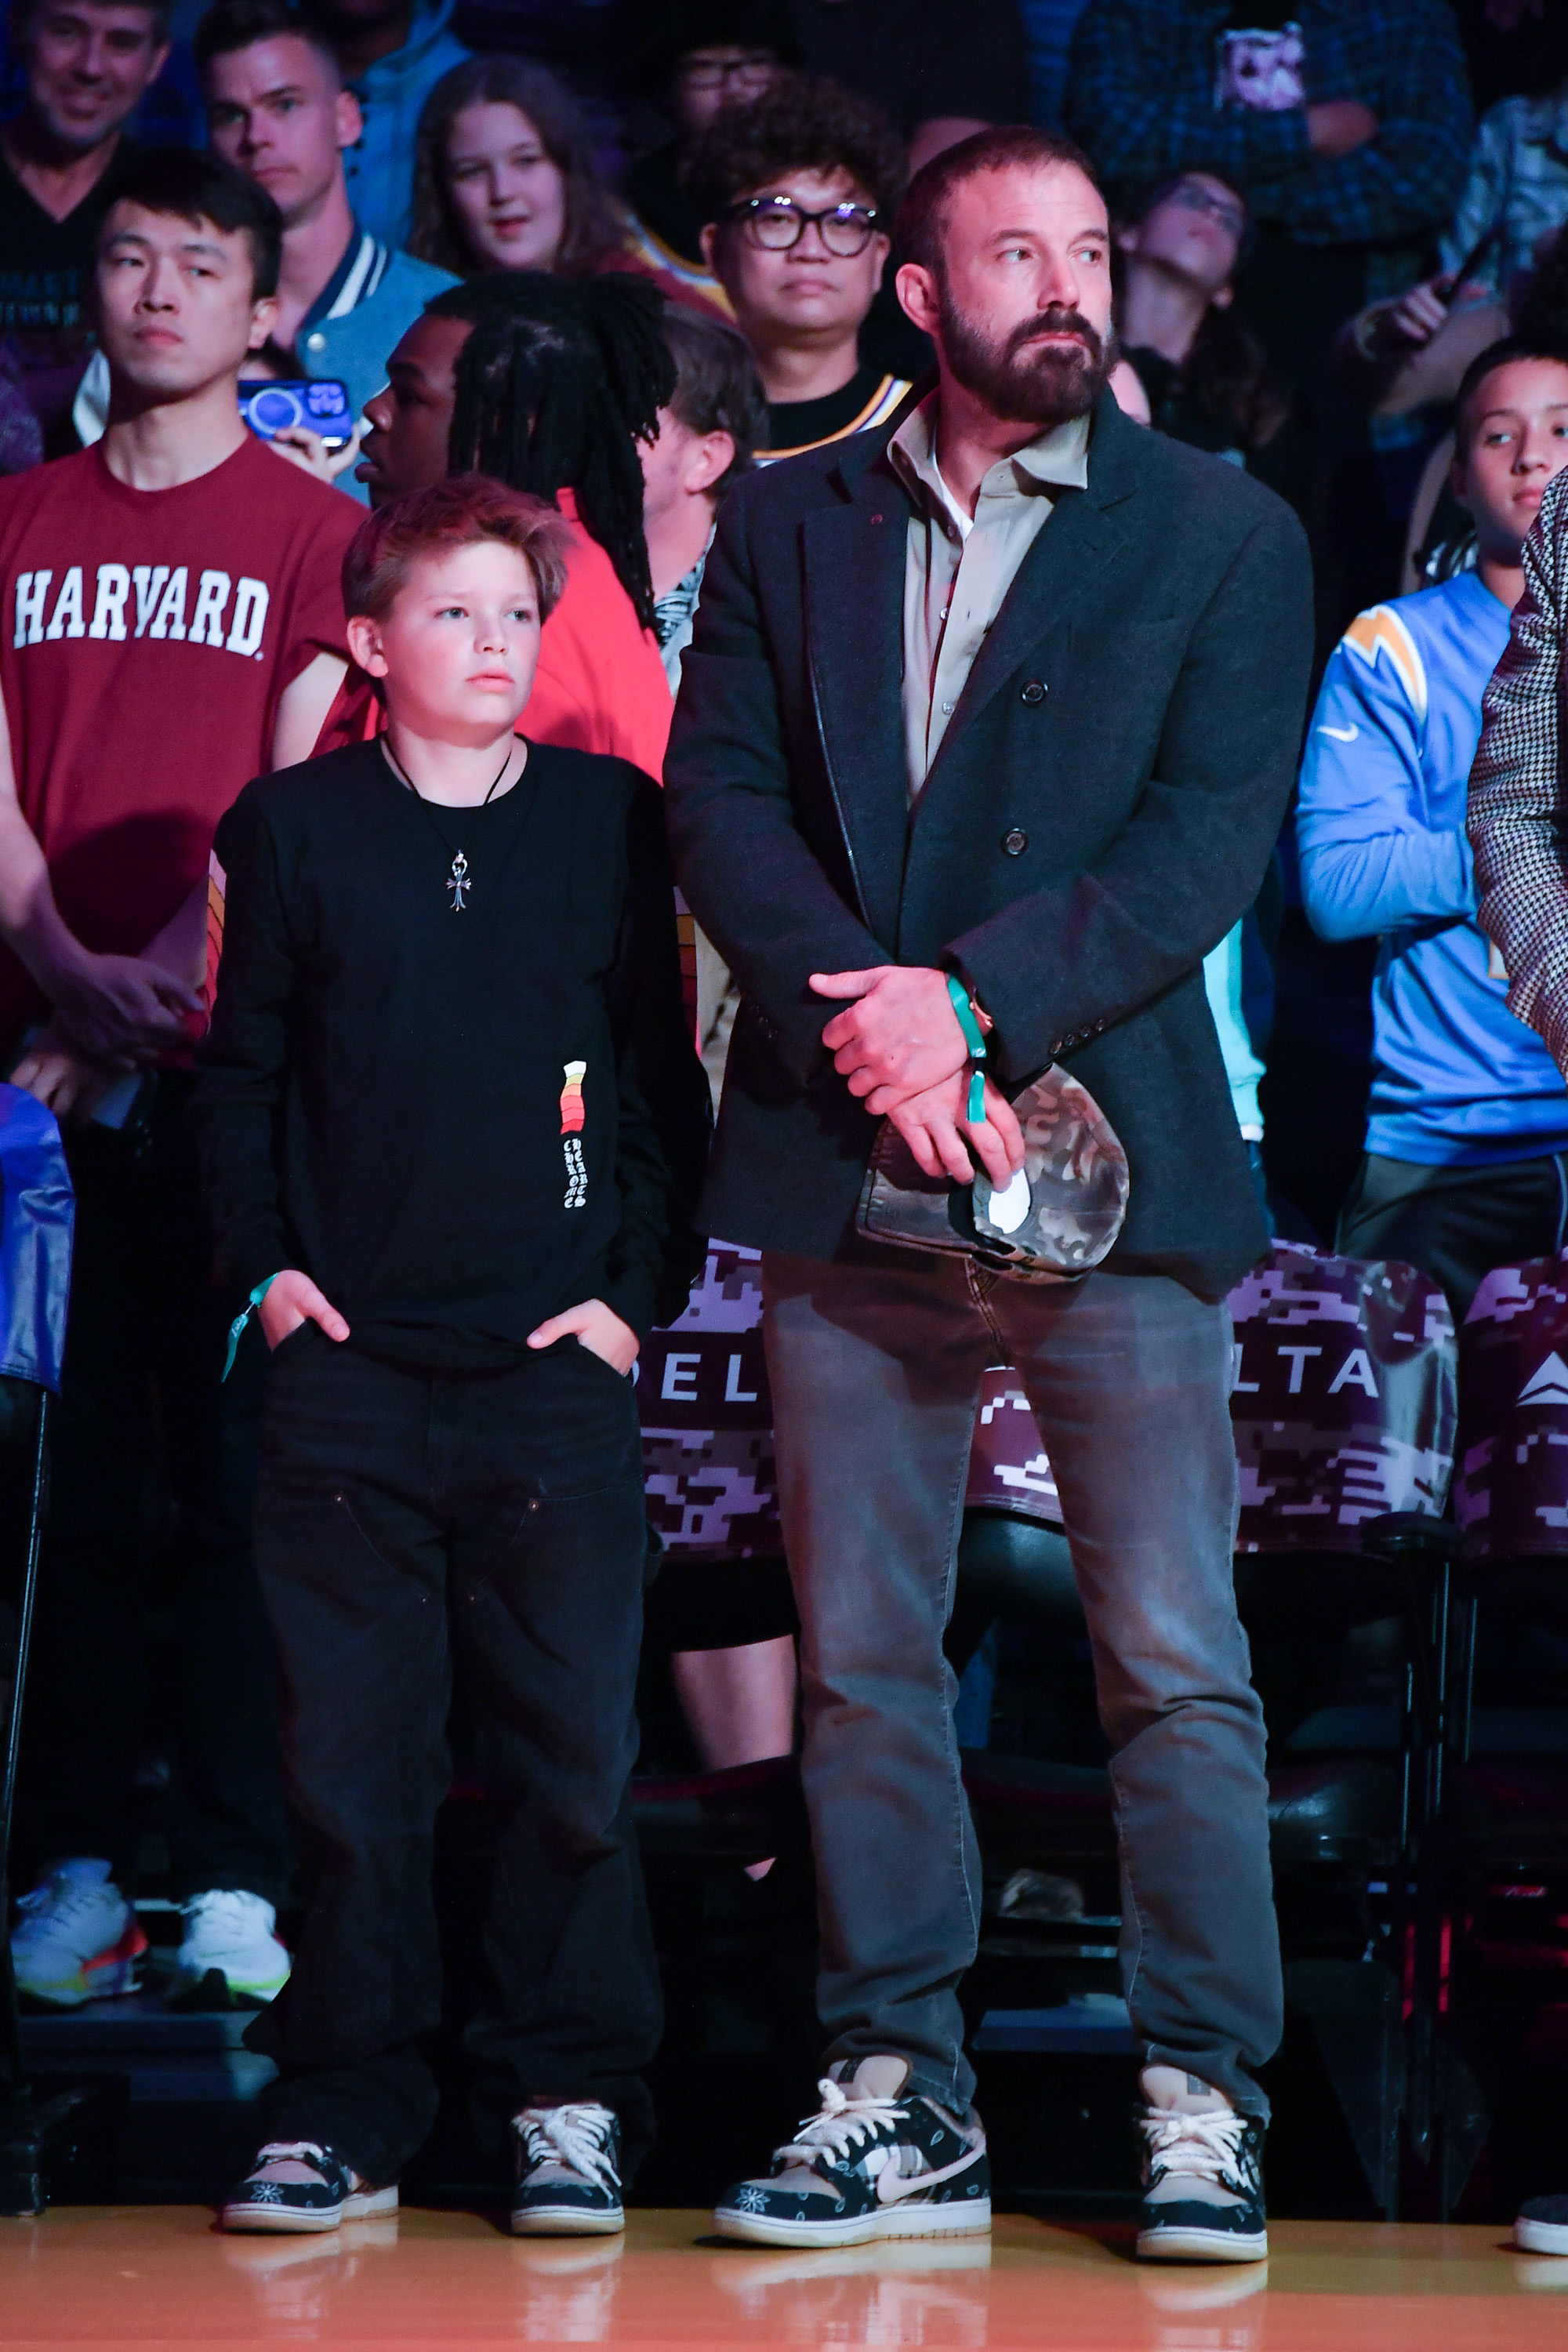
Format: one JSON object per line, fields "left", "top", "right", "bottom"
{"left": 346, "top": 270, "right": 675, "bottom": 772}
{"left": 684, "top": 69, "right": 914, "bottom": 459}
{"left": 408, "top": 53, "right": 726, "bottom": 320}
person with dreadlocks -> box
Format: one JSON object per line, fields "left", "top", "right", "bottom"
{"left": 347, "top": 269, "right": 673, "bottom": 773}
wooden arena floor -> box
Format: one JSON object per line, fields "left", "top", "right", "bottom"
{"left": 3, "top": 2210, "right": 1568, "bottom": 2350}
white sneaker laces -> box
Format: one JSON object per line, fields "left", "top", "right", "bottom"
{"left": 518, "top": 2104, "right": 619, "bottom": 2190}
{"left": 245, "top": 2141, "right": 347, "bottom": 2189}
{"left": 1141, "top": 2107, "right": 1248, "bottom": 2187}
{"left": 14, "top": 1880, "right": 112, "bottom": 1933}
{"left": 775, "top": 2076, "right": 909, "bottom": 2171}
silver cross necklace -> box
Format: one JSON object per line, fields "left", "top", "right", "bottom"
{"left": 381, "top": 736, "right": 521, "bottom": 910}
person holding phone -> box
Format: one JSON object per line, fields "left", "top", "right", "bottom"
{"left": 197, "top": 0, "right": 454, "bottom": 495}
{"left": 0, "top": 147, "right": 361, "bottom": 2016}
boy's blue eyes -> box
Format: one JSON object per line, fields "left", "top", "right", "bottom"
{"left": 432, "top": 605, "right": 535, "bottom": 621}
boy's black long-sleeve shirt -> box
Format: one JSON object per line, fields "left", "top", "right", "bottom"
{"left": 191, "top": 740, "right": 710, "bottom": 1366}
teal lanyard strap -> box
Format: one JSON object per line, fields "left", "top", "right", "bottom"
{"left": 222, "top": 1274, "right": 281, "bottom": 1381}
{"left": 946, "top": 975, "right": 988, "bottom": 1124}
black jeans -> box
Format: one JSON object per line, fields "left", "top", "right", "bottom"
{"left": 16, "top": 1076, "right": 289, "bottom": 1902}
{"left": 245, "top": 1330, "right": 659, "bottom": 2187}
{"left": 1337, "top": 1150, "right": 1568, "bottom": 1326}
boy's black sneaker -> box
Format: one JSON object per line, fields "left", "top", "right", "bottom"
{"left": 511, "top": 2101, "right": 625, "bottom": 2235}
{"left": 713, "top": 2056, "right": 991, "bottom": 2249}
{"left": 1516, "top": 2194, "right": 1568, "bottom": 2255}
{"left": 1135, "top": 2070, "right": 1268, "bottom": 2263}
{"left": 221, "top": 2141, "right": 398, "bottom": 2234}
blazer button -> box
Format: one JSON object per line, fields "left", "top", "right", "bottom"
{"left": 1002, "top": 828, "right": 1028, "bottom": 855}
{"left": 1020, "top": 679, "right": 1047, "bottom": 705}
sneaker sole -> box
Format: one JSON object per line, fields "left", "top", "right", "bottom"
{"left": 222, "top": 2185, "right": 398, "bottom": 2235}
{"left": 510, "top": 2205, "right": 625, "bottom": 2238}
{"left": 713, "top": 2197, "right": 992, "bottom": 2250}
{"left": 167, "top": 1965, "right": 290, "bottom": 2012}
{"left": 1515, "top": 2217, "right": 1568, "bottom": 2256}
{"left": 16, "top": 1957, "right": 142, "bottom": 2009}
{"left": 16, "top": 1922, "right": 149, "bottom": 2009}
{"left": 1137, "top": 2224, "right": 1269, "bottom": 2264}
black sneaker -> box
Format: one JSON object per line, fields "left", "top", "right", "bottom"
{"left": 713, "top": 2056, "right": 991, "bottom": 2249}
{"left": 1517, "top": 2194, "right": 1568, "bottom": 2255}
{"left": 1135, "top": 2090, "right": 1268, "bottom": 2263}
{"left": 511, "top": 2102, "right": 625, "bottom": 2236}
{"left": 221, "top": 2141, "right": 398, "bottom": 2234}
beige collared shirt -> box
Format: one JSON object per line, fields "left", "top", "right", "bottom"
{"left": 887, "top": 394, "right": 1090, "bottom": 800}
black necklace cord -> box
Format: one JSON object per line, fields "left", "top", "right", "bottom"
{"left": 380, "top": 735, "right": 521, "bottom": 807}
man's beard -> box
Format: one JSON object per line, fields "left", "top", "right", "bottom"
{"left": 937, "top": 284, "right": 1116, "bottom": 429}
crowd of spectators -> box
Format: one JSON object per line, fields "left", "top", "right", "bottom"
{"left": 2, "top": 0, "right": 1568, "bottom": 2224}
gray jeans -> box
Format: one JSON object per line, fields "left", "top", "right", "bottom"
{"left": 762, "top": 1247, "right": 1282, "bottom": 2121}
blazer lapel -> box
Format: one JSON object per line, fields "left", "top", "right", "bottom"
{"left": 803, "top": 456, "right": 913, "bottom": 952}
{"left": 914, "top": 395, "right": 1139, "bottom": 813}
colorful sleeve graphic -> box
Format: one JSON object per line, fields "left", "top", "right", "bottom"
{"left": 560, "top": 1060, "right": 586, "bottom": 1134}
{"left": 202, "top": 849, "right": 227, "bottom": 1029}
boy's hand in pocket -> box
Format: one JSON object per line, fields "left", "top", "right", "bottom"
{"left": 260, "top": 1270, "right": 350, "bottom": 1349}
{"left": 528, "top": 1298, "right": 638, "bottom": 1374}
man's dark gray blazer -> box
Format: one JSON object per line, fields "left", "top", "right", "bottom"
{"left": 664, "top": 390, "right": 1315, "bottom": 1301}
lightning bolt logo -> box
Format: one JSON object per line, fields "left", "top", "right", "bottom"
{"left": 1341, "top": 604, "right": 1428, "bottom": 721}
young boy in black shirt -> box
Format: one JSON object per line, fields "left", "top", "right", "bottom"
{"left": 192, "top": 473, "right": 709, "bottom": 2236}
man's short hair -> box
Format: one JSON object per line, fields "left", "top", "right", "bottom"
{"left": 193, "top": 0, "right": 340, "bottom": 80}
{"left": 681, "top": 69, "right": 906, "bottom": 230}
{"left": 663, "top": 306, "right": 765, "bottom": 497}
{"left": 343, "top": 475, "right": 572, "bottom": 625}
{"left": 101, "top": 145, "right": 284, "bottom": 299}
{"left": 895, "top": 125, "right": 1102, "bottom": 278}
{"left": 15, "top": 0, "right": 172, "bottom": 43}
{"left": 1454, "top": 336, "right": 1568, "bottom": 459}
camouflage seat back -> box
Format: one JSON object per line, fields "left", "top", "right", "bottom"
{"left": 1229, "top": 1245, "right": 1455, "bottom": 1552}
{"left": 964, "top": 1243, "right": 1457, "bottom": 1551}
{"left": 966, "top": 1365, "right": 1064, "bottom": 1525}
{"left": 640, "top": 1243, "right": 780, "bottom": 1562}
{"left": 641, "top": 1242, "right": 1457, "bottom": 1563}
{"left": 1454, "top": 1256, "right": 1568, "bottom": 1559}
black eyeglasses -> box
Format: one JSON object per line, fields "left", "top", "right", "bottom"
{"left": 724, "top": 194, "right": 881, "bottom": 256}
{"left": 679, "top": 53, "right": 775, "bottom": 93}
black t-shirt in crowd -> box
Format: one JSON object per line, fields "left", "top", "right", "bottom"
{"left": 1123, "top": 345, "right": 1305, "bottom": 516}
{"left": 192, "top": 739, "right": 711, "bottom": 1367}
{"left": 765, "top": 358, "right": 909, "bottom": 460}
{"left": 0, "top": 136, "right": 135, "bottom": 406}
{"left": 785, "top": 0, "right": 1029, "bottom": 138}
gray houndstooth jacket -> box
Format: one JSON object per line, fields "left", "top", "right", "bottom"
{"left": 1469, "top": 466, "right": 1568, "bottom": 1073}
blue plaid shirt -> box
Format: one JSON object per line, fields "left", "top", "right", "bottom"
{"left": 1439, "top": 93, "right": 1568, "bottom": 298}
{"left": 1065, "top": 0, "right": 1472, "bottom": 249}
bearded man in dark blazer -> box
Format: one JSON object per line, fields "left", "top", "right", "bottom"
{"left": 665, "top": 124, "right": 1314, "bottom": 2263}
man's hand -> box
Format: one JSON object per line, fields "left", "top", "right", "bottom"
{"left": 9, "top": 1029, "right": 121, "bottom": 1123}
{"left": 811, "top": 965, "right": 972, "bottom": 1110}
{"left": 1307, "top": 100, "right": 1378, "bottom": 159}
{"left": 528, "top": 1297, "right": 640, "bottom": 1375}
{"left": 259, "top": 1270, "right": 350, "bottom": 1350}
{"left": 890, "top": 1071, "right": 1025, "bottom": 1190}
{"left": 1382, "top": 273, "right": 1490, "bottom": 348}
{"left": 47, "top": 946, "right": 204, "bottom": 1063}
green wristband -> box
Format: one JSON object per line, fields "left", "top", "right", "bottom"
{"left": 222, "top": 1273, "right": 280, "bottom": 1382}
{"left": 946, "top": 974, "right": 986, "bottom": 1059}
{"left": 946, "top": 975, "right": 988, "bottom": 1125}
